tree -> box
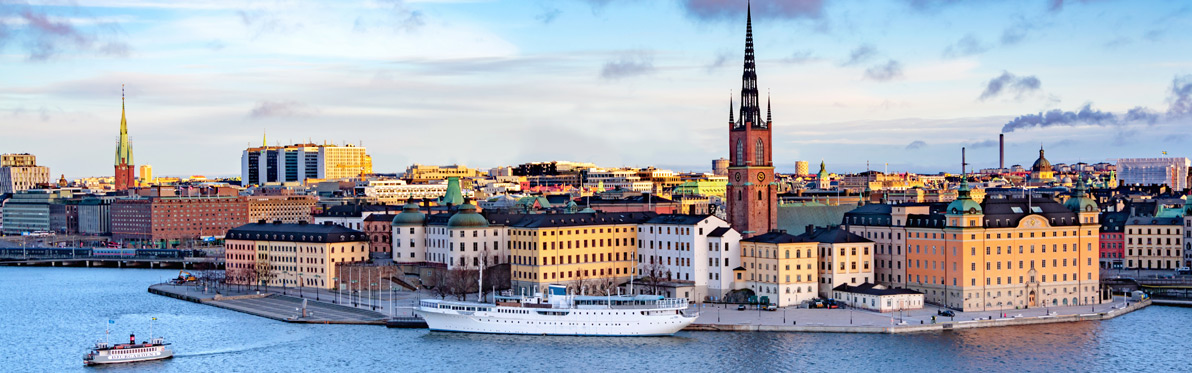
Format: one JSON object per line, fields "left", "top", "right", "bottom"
{"left": 253, "top": 259, "right": 275, "bottom": 291}
{"left": 641, "top": 260, "right": 668, "bottom": 296}
{"left": 427, "top": 267, "right": 451, "bottom": 300}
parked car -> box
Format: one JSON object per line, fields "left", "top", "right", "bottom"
{"left": 765, "top": 304, "right": 778, "bottom": 311}
{"left": 938, "top": 309, "right": 956, "bottom": 317}
{"left": 737, "top": 304, "right": 747, "bottom": 311}
{"left": 1177, "top": 267, "right": 1191, "bottom": 275}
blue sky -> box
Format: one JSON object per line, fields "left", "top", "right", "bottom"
{"left": 1, "top": 0, "right": 1190, "bottom": 179}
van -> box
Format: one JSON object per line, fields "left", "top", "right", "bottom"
{"left": 1177, "top": 267, "right": 1191, "bottom": 275}
{"left": 765, "top": 304, "right": 778, "bottom": 311}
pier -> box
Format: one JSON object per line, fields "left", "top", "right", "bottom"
{"left": 149, "top": 284, "right": 388, "bottom": 325}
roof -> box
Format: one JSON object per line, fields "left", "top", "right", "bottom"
{"left": 795, "top": 226, "right": 872, "bottom": 244}
{"left": 507, "top": 212, "right": 657, "bottom": 228}
{"left": 315, "top": 204, "right": 400, "bottom": 218}
{"left": 1125, "top": 216, "right": 1183, "bottom": 226}
{"left": 707, "top": 227, "right": 732, "bottom": 237}
{"left": 1100, "top": 211, "right": 1129, "bottom": 233}
{"left": 364, "top": 213, "right": 397, "bottom": 222}
{"left": 742, "top": 230, "right": 814, "bottom": 244}
{"left": 832, "top": 282, "right": 922, "bottom": 296}
{"left": 777, "top": 203, "right": 853, "bottom": 232}
{"left": 981, "top": 196, "right": 1079, "bottom": 228}
{"left": 227, "top": 222, "right": 367, "bottom": 243}
{"left": 644, "top": 214, "right": 712, "bottom": 225}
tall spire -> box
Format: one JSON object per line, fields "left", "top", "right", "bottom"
{"left": 263, "top": 129, "right": 267, "bottom": 148}
{"left": 736, "top": 0, "right": 763, "bottom": 129}
{"left": 766, "top": 91, "right": 772, "bottom": 124}
{"left": 729, "top": 92, "right": 734, "bottom": 123}
{"left": 115, "top": 84, "right": 133, "bottom": 166}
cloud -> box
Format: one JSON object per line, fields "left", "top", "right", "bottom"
{"left": 1000, "top": 103, "right": 1150, "bottom": 133}
{"left": 967, "top": 139, "right": 998, "bottom": 148}
{"left": 942, "top": 34, "right": 988, "bottom": 58}
{"left": 905, "top": 140, "right": 927, "bottom": 150}
{"left": 535, "top": 7, "right": 562, "bottom": 24}
{"left": 350, "top": 0, "right": 424, "bottom": 34}
{"left": 248, "top": 100, "right": 317, "bottom": 119}
{"left": 839, "top": 44, "right": 876, "bottom": 66}
{"left": 782, "top": 50, "right": 816, "bottom": 64}
{"left": 979, "top": 71, "right": 1042, "bottom": 101}
{"left": 0, "top": 3, "right": 129, "bottom": 61}
{"left": 706, "top": 51, "right": 731, "bottom": 73}
{"left": 678, "top": 0, "right": 826, "bottom": 21}
{"left": 1168, "top": 75, "right": 1192, "bottom": 117}
{"left": 599, "top": 52, "right": 655, "bottom": 80}
{"left": 863, "top": 60, "right": 902, "bottom": 81}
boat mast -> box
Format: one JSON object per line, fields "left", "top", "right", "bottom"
{"left": 477, "top": 258, "right": 484, "bottom": 303}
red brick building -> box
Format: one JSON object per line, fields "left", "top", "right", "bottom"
{"left": 725, "top": 7, "right": 777, "bottom": 238}
{"left": 362, "top": 213, "right": 395, "bottom": 259}
{"left": 111, "top": 192, "right": 248, "bottom": 246}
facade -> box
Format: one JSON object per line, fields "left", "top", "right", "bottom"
{"left": 1116, "top": 157, "right": 1190, "bottom": 189}
{"left": 811, "top": 227, "right": 875, "bottom": 298}
{"left": 636, "top": 215, "right": 741, "bottom": 302}
{"left": 508, "top": 212, "right": 651, "bottom": 295}
{"left": 1099, "top": 211, "right": 1127, "bottom": 269}
{"left": 0, "top": 164, "right": 50, "bottom": 195}
{"left": 0, "top": 189, "right": 65, "bottom": 235}
{"left": 831, "top": 283, "right": 923, "bottom": 313}
{"left": 356, "top": 179, "right": 456, "bottom": 205}
{"left": 241, "top": 143, "right": 372, "bottom": 186}
{"left": 403, "top": 164, "right": 483, "bottom": 183}
{"left": 114, "top": 89, "right": 136, "bottom": 191}
{"left": 739, "top": 230, "right": 819, "bottom": 307}
{"left": 0, "top": 154, "right": 37, "bottom": 167}
{"left": 1123, "top": 216, "right": 1182, "bottom": 269}
{"left": 246, "top": 195, "right": 316, "bottom": 224}
{"left": 390, "top": 201, "right": 428, "bottom": 263}
{"left": 313, "top": 204, "right": 402, "bottom": 231}
{"left": 362, "top": 213, "right": 395, "bottom": 259}
{"left": 425, "top": 203, "right": 509, "bottom": 270}
{"left": 725, "top": 7, "right": 777, "bottom": 238}
{"left": 795, "top": 161, "right": 810, "bottom": 176}
{"left": 584, "top": 169, "right": 653, "bottom": 192}
{"left": 842, "top": 178, "right": 1104, "bottom": 311}
{"left": 111, "top": 194, "right": 248, "bottom": 244}
{"left": 1029, "top": 147, "right": 1055, "bottom": 184}
{"left": 225, "top": 222, "right": 369, "bottom": 290}
{"left": 139, "top": 165, "right": 153, "bottom": 184}
{"left": 712, "top": 158, "right": 729, "bottom": 176}
{"left": 78, "top": 196, "right": 114, "bottom": 236}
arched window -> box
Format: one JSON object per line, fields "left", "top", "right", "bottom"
{"left": 755, "top": 139, "right": 765, "bottom": 165}
{"left": 735, "top": 139, "right": 744, "bottom": 165}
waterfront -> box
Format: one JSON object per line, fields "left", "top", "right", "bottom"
{"left": 2, "top": 266, "right": 1188, "bottom": 372}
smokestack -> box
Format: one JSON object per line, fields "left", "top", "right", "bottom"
{"left": 999, "top": 134, "right": 1005, "bottom": 171}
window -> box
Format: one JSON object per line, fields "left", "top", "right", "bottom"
{"left": 735, "top": 139, "right": 744, "bottom": 165}
{"left": 755, "top": 139, "right": 765, "bottom": 165}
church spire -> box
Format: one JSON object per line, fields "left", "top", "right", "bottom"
{"left": 115, "top": 84, "right": 133, "bottom": 167}
{"left": 766, "top": 91, "right": 772, "bottom": 124}
{"left": 735, "top": 0, "right": 763, "bottom": 130}
{"left": 729, "top": 92, "right": 734, "bottom": 123}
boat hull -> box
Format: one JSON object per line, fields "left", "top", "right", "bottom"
{"left": 415, "top": 307, "right": 696, "bottom": 336}
{"left": 85, "top": 348, "right": 173, "bottom": 366}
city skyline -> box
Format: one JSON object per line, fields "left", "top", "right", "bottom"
{"left": 2, "top": 0, "right": 1191, "bottom": 179}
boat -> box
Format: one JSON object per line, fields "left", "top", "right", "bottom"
{"left": 415, "top": 285, "right": 698, "bottom": 336}
{"left": 84, "top": 320, "right": 173, "bottom": 366}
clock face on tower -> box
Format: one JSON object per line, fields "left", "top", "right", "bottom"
{"left": 734, "top": 172, "right": 741, "bottom": 182}
{"left": 756, "top": 172, "right": 765, "bottom": 182}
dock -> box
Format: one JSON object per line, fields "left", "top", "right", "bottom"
{"left": 149, "top": 284, "right": 387, "bottom": 325}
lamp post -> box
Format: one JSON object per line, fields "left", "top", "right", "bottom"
{"left": 298, "top": 274, "right": 304, "bottom": 298}
{"left": 371, "top": 282, "right": 378, "bottom": 310}
{"left": 314, "top": 275, "right": 321, "bottom": 301}
{"left": 351, "top": 280, "right": 359, "bottom": 306}
{"left": 332, "top": 277, "right": 339, "bottom": 304}
{"left": 282, "top": 271, "right": 289, "bottom": 295}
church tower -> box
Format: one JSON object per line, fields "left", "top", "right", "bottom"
{"left": 726, "top": 3, "right": 777, "bottom": 238}
{"left": 114, "top": 85, "right": 136, "bottom": 191}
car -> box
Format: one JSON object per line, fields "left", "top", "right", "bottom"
{"left": 737, "top": 304, "right": 747, "bottom": 311}
{"left": 1177, "top": 267, "right": 1191, "bottom": 275}
{"left": 938, "top": 309, "right": 956, "bottom": 317}
{"left": 764, "top": 304, "right": 778, "bottom": 311}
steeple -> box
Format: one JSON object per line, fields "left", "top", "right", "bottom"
{"left": 263, "top": 129, "right": 267, "bottom": 148}
{"left": 735, "top": 0, "right": 763, "bottom": 130}
{"left": 114, "top": 84, "right": 133, "bottom": 167}
{"left": 766, "top": 91, "right": 772, "bottom": 124}
{"left": 729, "top": 93, "right": 734, "bottom": 123}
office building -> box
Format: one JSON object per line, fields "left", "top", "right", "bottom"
{"left": 1116, "top": 157, "right": 1191, "bottom": 189}
{"left": 241, "top": 143, "right": 372, "bottom": 186}
{"left": 0, "top": 154, "right": 50, "bottom": 194}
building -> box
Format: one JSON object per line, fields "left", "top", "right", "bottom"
{"left": 816, "top": 161, "right": 832, "bottom": 190}
{"left": 1116, "top": 157, "right": 1191, "bottom": 190}
{"left": 362, "top": 213, "right": 395, "bottom": 259}
{"left": 1029, "top": 147, "right": 1055, "bottom": 184}
{"left": 809, "top": 226, "right": 875, "bottom": 298}
{"left": 574, "top": 194, "right": 680, "bottom": 214}
{"left": 49, "top": 198, "right": 81, "bottom": 235}
{"left": 241, "top": 143, "right": 372, "bottom": 186}
{"left": 424, "top": 202, "right": 510, "bottom": 270}
{"left": 390, "top": 201, "right": 428, "bottom": 263}
{"left": 636, "top": 214, "right": 741, "bottom": 301}
{"left": 139, "top": 165, "right": 153, "bottom": 184}
{"left": 1099, "top": 211, "right": 1127, "bottom": 269}
{"left": 739, "top": 230, "right": 819, "bottom": 307}
{"left": 712, "top": 158, "right": 729, "bottom": 176}
{"left": 114, "top": 88, "right": 136, "bottom": 191}
{"left": 110, "top": 190, "right": 248, "bottom": 245}
{"left": 78, "top": 196, "right": 114, "bottom": 236}
{"left": 403, "top": 164, "right": 482, "bottom": 183}
{"left": 246, "top": 195, "right": 316, "bottom": 224}
{"left": 725, "top": 7, "right": 778, "bottom": 238}
{"left": 225, "top": 221, "right": 369, "bottom": 290}
{"left": 584, "top": 169, "right": 653, "bottom": 192}
{"left": 0, "top": 189, "right": 68, "bottom": 235}
{"left": 1123, "top": 216, "right": 1183, "bottom": 269}
{"left": 508, "top": 212, "right": 651, "bottom": 295}
{"left": 313, "top": 204, "right": 402, "bottom": 231}
{"left": 795, "top": 161, "right": 810, "bottom": 177}
{"left": 831, "top": 283, "right": 923, "bottom": 313}
{"left": 842, "top": 177, "right": 1104, "bottom": 311}
{"left": 356, "top": 179, "right": 458, "bottom": 205}
{"left": 0, "top": 153, "right": 50, "bottom": 194}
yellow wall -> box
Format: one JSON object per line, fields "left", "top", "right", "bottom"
{"left": 741, "top": 241, "right": 818, "bottom": 307}
{"left": 509, "top": 223, "right": 638, "bottom": 294}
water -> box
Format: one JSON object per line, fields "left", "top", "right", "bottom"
{"left": 1, "top": 266, "right": 1188, "bottom": 373}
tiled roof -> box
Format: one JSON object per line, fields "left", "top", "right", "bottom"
{"left": 227, "top": 222, "right": 367, "bottom": 243}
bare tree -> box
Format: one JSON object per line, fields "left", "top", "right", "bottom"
{"left": 641, "top": 260, "right": 668, "bottom": 295}
{"left": 427, "top": 267, "right": 451, "bottom": 299}
{"left": 253, "top": 259, "right": 275, "bottom": 291}
{"left": 447, "top": 265, "right": 479, "bottom": 301}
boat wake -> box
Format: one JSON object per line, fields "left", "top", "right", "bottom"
{"left": 173, "top": 342, "right": 283, "bottom": 358}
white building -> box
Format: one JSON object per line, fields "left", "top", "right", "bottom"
{"left": 1, "top": 154, "right": 50, "bottom": 194}
{"left": 241, "top": 143, "right": 371, "bottom": 186}
{"left": 356, "top": 179, "right": 459, "bottom": 205}
{"left": 636, "top": 214, "right": 741, "bottom": 302}
{"left": 586, "top": 169, "right": 652, "bottom": 192}
{"left": 1117, "top": 157, "right": 1191, "bottom": 190}
{"left": 831, "top": 283, "right": 923, "bottom": 313}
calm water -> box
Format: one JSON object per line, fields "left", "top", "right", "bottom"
{"left": 0, "top": 266, "right": 1187, "bottom": 373}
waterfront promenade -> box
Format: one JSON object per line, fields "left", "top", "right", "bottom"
{"left": 149, "top": 284, "right": 390, "bottom": 324}
{"left": 686, "top": 296, "right": 1146, "bottom": 333}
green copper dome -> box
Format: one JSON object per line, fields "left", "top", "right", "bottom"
{"left": 447, "top": 202, "right": 489, "bottom": 228}
{"left": 391, "top": 201, "right": 426, "bottom": 226}
{"left": 947, "top": 178, "right": 982, "bottom": 215}
{"left": 1064, "top": 177, "right": 1098, "bottom": 213}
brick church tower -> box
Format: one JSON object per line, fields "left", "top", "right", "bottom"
{"left": 114, "top": 85, "right": 136, "bottom": 191}
{"left": 726, "top": 3, "right": 777, "bottom": 238}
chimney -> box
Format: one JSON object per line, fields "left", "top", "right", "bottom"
{"left": 805, "top": 224, "right": 814, "bottom": 235}
{"left": 257, "top": 219, "right": 266, "bottom": 224}
{"left": 999, "top": 134, "right": 1005, "bottom": 170}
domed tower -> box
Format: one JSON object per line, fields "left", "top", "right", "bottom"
{"left": 946, "top": 176, "right": 983, "bottom": 228}
{"left": 391, "top": 200, "right": 426, "bottom": 263}
{"left": 1030, "top": 146, "right": 1054, "bottom": 183}
{"left": 1064, "top": 176, "right": 1099, "bottom": 224}
{"left": 445, "top": 200, "right": 493, "bottom": 269}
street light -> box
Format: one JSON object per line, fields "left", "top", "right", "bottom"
{"left": 370, "top": 282, "right": 378, "bottom": 310}
{"left": 332, "top": 277, "right": 339, "bottom": 304}
{"left": 282, "top": 271, "right": 289, "bottom": 295}
{"left": 314, "top": 275, "right": 321, "bottom": 301}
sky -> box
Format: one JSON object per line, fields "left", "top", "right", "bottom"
{"left": 1, "top": 0, "right": 1191, "bottom": 179}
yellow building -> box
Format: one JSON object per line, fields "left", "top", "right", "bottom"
{"left": 1124, "top": 217, "right": 1183, "bottom": 269}
{"left": 739, "top": 230, "right": 819, "bottom": 307}
{"left": 812, "top": 227, "right": 875, "bottom": 298}
{"left": 404, "top": 164, "right": 483, "bottom": 183}
{"left": 508, "top": 212, "right": 648, "bottom": 295}
{"left": 224, "top": 221, "right": 370, "bottom": 290}
{"left": 246, "top": 194, "right": 317, "bottom": 224}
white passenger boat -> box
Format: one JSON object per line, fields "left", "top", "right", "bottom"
{"left": 415, "top": 285, "right": 698, "bottom": 336}
{"left": 84, "top": 320, "right": 173, "bottom": 366}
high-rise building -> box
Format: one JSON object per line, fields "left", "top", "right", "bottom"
{"left": 0, "top": 153, "right": 50, "bottom": 194}
{"left": 725, "top": 4, "right": 777, "bottom": 238}
{"left": 795, "top": 161, "right": 809, "bottom": 176}
{"left": 139, "top": 165, "right": 153, "bottom": 184}
{"left": 1116, "top": 157, "right": 1190, "bottom": 190}
{"left": 241, "top": 143, "right": 372, "bottom": 186}
{"left": 712, "top": 158, "right": 729, "bottom": 176}
{"left": 114, "top": 86, "right": 136, "bottom": 191}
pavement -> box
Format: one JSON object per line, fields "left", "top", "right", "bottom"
{"left": 149, "top": 283, "right": 397, "bottom": 324}
{"left": 688, "top": 296, "right": 1134, "bottom": 328}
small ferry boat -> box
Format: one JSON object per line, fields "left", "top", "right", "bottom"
{"left": 416, "top": 285, "right": 698, "bottom": 336}
{"left": 84, "top": 323, "right": 173, "bottom": 366}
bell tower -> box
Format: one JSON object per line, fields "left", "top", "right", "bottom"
{"left": 726, "top": 2, "right": 777, "bottom": 238}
